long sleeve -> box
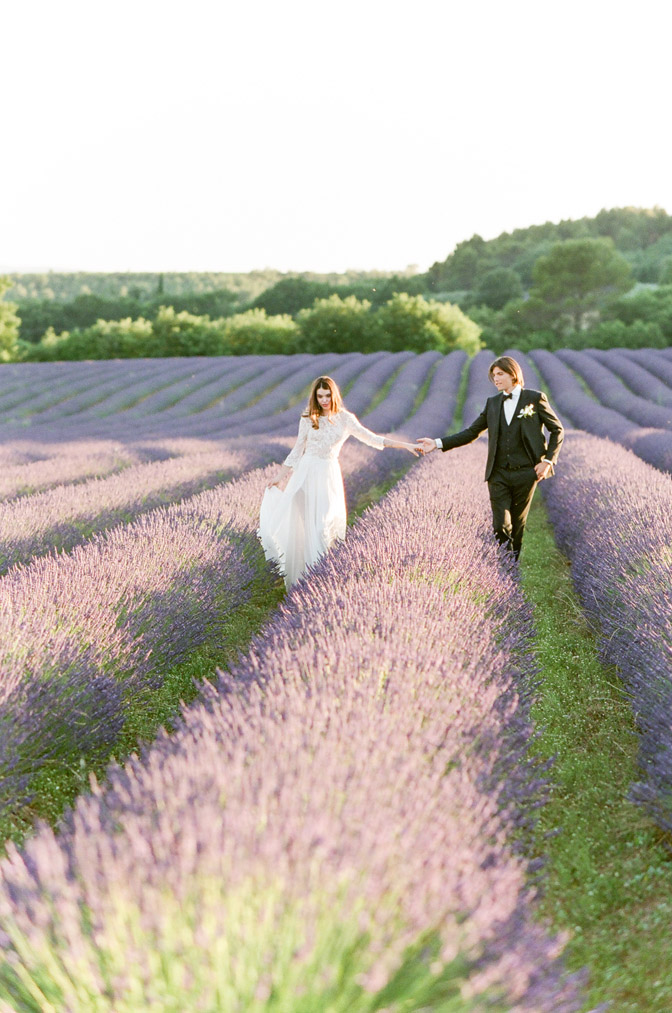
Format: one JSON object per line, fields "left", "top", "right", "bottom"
{"left": 440, "top": 405, "right": 488, "bottom": 451}
{"left": 537, "top": 391, "right": 564, "bottom": 466}
{"left": 283, "top": 416, "right": 310, "bottom": 468}
{"left": 344, "top": 411, "right": 385, "bottom": 450}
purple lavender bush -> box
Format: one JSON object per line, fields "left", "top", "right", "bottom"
{"left": 586, "top": 349, "right": 672, "bottom": 408}
{"left": 542, "top": 430, "right": 672, "bottom": 833}
{"left": 0, "top": 447, "right": 585, "bottom": 1011}
{"left": 0, "top": 443, "right": 273, "bottom": 573}
{"left": 556, "top": 349, "right": 672, "bottom": 430}
{"left": 461, "top": 348, "right": 495, "bottom": 423}
{"left": 531, "top": 349, "right": 672, "bottom": 473}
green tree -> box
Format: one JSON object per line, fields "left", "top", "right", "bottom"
{"left": 252, "top": 278, "right": 334, "bottom": 316}
{"left": 473, "top": 268, "right": 523, "bottom": 310}
{"left": 609, "top": 284, "right": 672, "bottom": 342}
{"left": 529, "top": 238, "right": 633, "bottom": 332}
{"left": 297, "top": 295, "right": 375, "bottom": 354}
{"left": 221, "top": 308, "right": 299, "bottom": 354}
{"left": 24, "top": 318, "right": 155, "bottom": 360}
{"left": 373, "top": 293, "right": 482, "bottom": 355}
{"left": 0, "top": 277, "right": 21, "bottom": 361}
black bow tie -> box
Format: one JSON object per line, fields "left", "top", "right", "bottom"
{"left": 502, "top": 392, "right": 513, "bottom": 400}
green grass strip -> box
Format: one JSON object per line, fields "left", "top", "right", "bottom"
{"left": 520, "top": 496, "right": 672, "bottom": 1012}
{"left": 449, "top": 356, "right": 471, "bottom": 434}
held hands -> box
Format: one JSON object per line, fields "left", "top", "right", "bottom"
{"left": 416, "top": 438, "right": 438, "bottom": 456}
{"left": 384, "top": 438, "right": 424, "bottom": 456}
{"left": 535, "top": 461, "right": 552, "bottom": 481}
{"left": 404, "top": 443, "right": 423, "bottom": 457}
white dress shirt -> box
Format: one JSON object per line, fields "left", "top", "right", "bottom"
{"left": 502, "top": 384, "right": 522, "bottom": 424}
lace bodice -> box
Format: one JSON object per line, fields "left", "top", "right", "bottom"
{"left": 283, "top": 410, "right": 385, "bottom": 468}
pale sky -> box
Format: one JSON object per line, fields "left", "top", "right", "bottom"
{"left": 2, "top": 0, "right": 670, "bottom": 275}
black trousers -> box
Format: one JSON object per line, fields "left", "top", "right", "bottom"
{"left": 487, "top": 465, "right": 538, "bottom": 559}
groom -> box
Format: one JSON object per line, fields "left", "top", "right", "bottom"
{"left": 418, "top": 356, "right": 564, "bottom": 559}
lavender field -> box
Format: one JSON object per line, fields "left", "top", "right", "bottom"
{"left": 0, "top": 347, "right": 671, "bottom": 1009}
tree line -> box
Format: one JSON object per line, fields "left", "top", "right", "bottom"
{"left": 2, "top": 207, "right": 671, "bottom": 360}
{"left": 7, "top": 294, "right": 481, "bottom": 361}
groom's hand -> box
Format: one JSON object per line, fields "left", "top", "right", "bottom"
{"left": 417, "top": 437, "right": 437, "bottom": 455}
{"left": 535, "top": 461, "right": 552, "bottom": 481}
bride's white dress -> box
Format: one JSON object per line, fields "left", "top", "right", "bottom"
{"left": 258, "top": 409, "right": 385, "bottom": 587}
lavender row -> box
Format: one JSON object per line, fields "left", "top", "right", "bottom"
{"left": 542, "top": 431, "right": 672, "bottom": 834}
{"left": 0, "top": 446, "right": 584, "bottom": 1011}
{"left": 556, "top": 348, "right": 672, "bottom": 430}
{"left": 82, "top": 355, "right": 293, "bottom": 428}
{"left": 1, "top": 354, "right": 335, "bottom": 445}
{"left": 462, "top": 348, "right": 496, "bottom": 422}
{"left": 0, "top": 443, "right": 145, "bottom": 501}
{"left": 531, "top": 349, "right": 672, "bottom": 473}
{"left": 0, "top": 358, "right": 181, "bottom": 425}
{"left": 0, "top": 359, "right": 122, "bottom": 415}
{"left": 400, "top": 348, "right": 467, "bottom": 437}
{"left": 0, "top": 466, "right": 275, "bottom": 819}
{"left": 31, "top": 357, "right": 223, "bottom": 425}
{"left": 586, "top": 349, "right": 672, "bottom": 408}
{"left": 0, "top": 357, "right": 291, "bottom": 443}
{"left": 358, "top": 350, "right": 441, "bottom": 433}
{"left": 0, "top": 442, "right": 287, "bottom": 573}
{"left": 0, "top": 429, "right": 419, "bottom": 824}
{"left": 620, "top": 348, "right": 672, "bottom": 391}
{"left": 0, "top": 353, "right": 439, "bottom": 449}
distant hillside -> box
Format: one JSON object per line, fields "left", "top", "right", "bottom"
{"left": 4, "top": 268, "right": 410, "bottom": 305}
{"left": 425, "top": 206, "right": 672, "bottom": 297}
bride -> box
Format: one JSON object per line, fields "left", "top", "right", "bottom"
{"left": 258, "top": 375, "right": 420, "bottom": 587}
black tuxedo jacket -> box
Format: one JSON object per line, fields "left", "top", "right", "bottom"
{"left": 440, "top": 388, "right": 564, "bottom": 481}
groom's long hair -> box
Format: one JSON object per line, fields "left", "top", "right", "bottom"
{"left": 488, "top": 356, "right": 524, "bottom": 388}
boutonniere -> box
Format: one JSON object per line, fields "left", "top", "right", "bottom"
{"left": 517, "top": 403, "right": 536, "bottom": 419}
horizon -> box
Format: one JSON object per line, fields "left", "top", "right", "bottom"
{"left": 3, "top": 203, "right": 669, "bottom": 279}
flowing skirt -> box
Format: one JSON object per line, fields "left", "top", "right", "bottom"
{"left": 258, "top": 455, "right": 346, "bottom": 587}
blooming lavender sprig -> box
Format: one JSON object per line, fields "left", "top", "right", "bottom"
{"left": 542, "top": 430, "right": 672, "bottom": 833}
{"left": 0, "top": 446, "right": 585, "bottom": 1011}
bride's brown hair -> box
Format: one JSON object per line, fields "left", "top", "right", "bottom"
{"left": 303, "top": 376, "right": 344, "bottom": 429}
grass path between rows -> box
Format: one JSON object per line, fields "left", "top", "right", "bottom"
{"left": 521, "top": 495, "right": 672, "bottom": 1013}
